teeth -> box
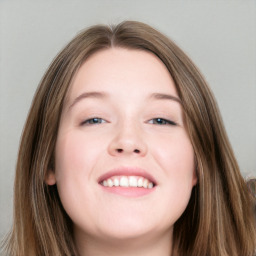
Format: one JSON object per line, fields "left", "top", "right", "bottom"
{"left": 143, "top": 179, "right": 148, "bottom": 188}
{"left": 107, "top": 179, "right": 113, "bottom": 187}
{"left": 113, "top": 178, "right": 119, "bottom": 186}
{"left": 120, "top": 177, "right": 129, "bottom": 187}
{"left": 148, "top": 182, "right": 153, "bottom": 189}
{"left": 129, "top": 176, "right": 137, "bottom": 187}
{"left": 101, "top": 176, "right": 154, "bottom": 189}
{"left": 137, "top": 177, "right": 143, "bottom": 187}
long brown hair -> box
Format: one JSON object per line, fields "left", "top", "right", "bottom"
{"left": 2, "top": 21, "right": 256, "bottom": 256}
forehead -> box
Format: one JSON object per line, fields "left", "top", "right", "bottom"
{"left": 66, "top": 47, "right": 178, "bottom": 103}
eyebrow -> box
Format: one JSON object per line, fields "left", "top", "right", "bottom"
{"left": 68, "top": 91, "right": 108, "bottom": 110}
{"left": 68, "top": 91, "right": 181, "bottom": 111}
{"left": 149, "top": 93, "right": 181, "bottom": 104}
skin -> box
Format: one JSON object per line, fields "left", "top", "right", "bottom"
{"left": 46, "top": 48, "right": 197, "bottom": 256}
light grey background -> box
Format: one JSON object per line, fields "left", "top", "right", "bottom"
{"left": 0, "top": 0, "right": 255, "bottom": 239}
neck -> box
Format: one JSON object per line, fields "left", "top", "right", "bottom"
{"left": 74, "top": 228, "right": 173, "bottom": 256}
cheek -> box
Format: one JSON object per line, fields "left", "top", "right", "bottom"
{"left": 54, "top": 131, "right": 105, "bottom": 215}
{"left": 151, "top": 132, "right": 196, "bottom": 203}
{"left": 55, "top": 131, "right": 103, "bottom": 181}
{"left": 152, "top": 131, "right": 194, "bottom": 174}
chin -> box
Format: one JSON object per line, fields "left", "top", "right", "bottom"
{"left": 101, "top": 224, "right": 153, "bottom": 240}
{"left": 94, "top": 214, "right": 171, "bottom": 243}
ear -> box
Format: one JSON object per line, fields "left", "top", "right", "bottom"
{"left": 45, "top": 169, "right": 56, "bottom": 185}
{"left": 192, "top": 156, "right": 199, "bottom": 186}
{"left": 192, "top": 167, "right": 198, "bottom": 187}
{"left": 192, "top": 168, "right": 198, "bottom": 186}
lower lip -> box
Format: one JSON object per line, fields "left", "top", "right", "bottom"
{"left": 100, "top": 185, "right": 156, "bottom": 197}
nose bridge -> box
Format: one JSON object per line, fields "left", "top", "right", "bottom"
{"left": 108, "top": 117, "right": 147, "bottom": 156}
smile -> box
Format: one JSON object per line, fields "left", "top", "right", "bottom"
{"left": 101, "top": 176, "right": 154, "bottom": 189}
{"left": 98, "top": 167, "right": 157, "bottom": 197}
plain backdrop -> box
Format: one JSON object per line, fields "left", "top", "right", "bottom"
{"left": 0, "top": 0, "right": 255, "bottom": 239}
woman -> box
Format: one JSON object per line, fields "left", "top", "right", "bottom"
{"left": 2, "top": 21, "right": 256, "bottom": 256}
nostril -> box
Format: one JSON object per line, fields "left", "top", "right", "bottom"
{"left": 115, "top": 148, "right": 140, "bottom": 153}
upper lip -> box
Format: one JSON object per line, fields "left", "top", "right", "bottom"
{"left": 97, "top": 167, "right": 157, "bottom": 185}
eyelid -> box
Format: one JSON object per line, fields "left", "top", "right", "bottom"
{"left": 80, "top": 117, "right": 107, "bottom": 126}
{"left": 148, "top": 118, "right": 177, "bottom": 126}
{"left": 79, "top": 117, "right": 177, "bottom": 126}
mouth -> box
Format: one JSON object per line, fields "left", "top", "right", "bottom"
{"left": 98, "top": 167, "right": 157, "bottom": 197}
{"left": 100, "top": 175, "right": 155, "bottom": 189}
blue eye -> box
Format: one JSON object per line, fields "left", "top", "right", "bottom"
{"left": 149, "top": 118, "right": 177, "bottom": 126}
{"left": 81, "top": 118, "right": 106, "bottom": 125}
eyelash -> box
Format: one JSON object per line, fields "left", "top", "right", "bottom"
{"left": 148, "top": 118, "right": 177, "bottom": 126}
{"left": 80, "top": 117, "right": 176, "bottom": 126}
{"left": 80, "top": 118, "right": 106, "bottom": 125}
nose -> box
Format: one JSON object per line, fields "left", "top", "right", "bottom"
{"left": 108, "top": 123, "right": 147, "bottom": 157}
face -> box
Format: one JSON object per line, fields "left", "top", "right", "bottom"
{"left": 46, "top": 48, "right": 197, "bottom": 244}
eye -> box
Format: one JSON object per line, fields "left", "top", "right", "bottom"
{"left": 148, "top": 118, "right": 177, "bottom": 126}
{"left": 81, "top": 117, "right": 107, "bottom": 125}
